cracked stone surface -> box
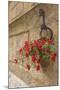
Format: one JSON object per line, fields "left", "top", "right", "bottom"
{"left": 9, "top": 71, "right": 29, "bottom": 88}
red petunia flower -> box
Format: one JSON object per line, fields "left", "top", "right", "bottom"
{"left": 24, "top": 45, "right": 29, "bottom": 51}
{"left": 24, "top": 64, "right": 30, "bottom": 71}
{"left": 19, "top": 48, "right": 22, "bottom": 54}
{"left": 34, "top": 40, "right": 42, "bottom": 50}
{"left": 34, "top": 40, "right": 39, "bottom": 46}
{"left": 41, "top": 38, "right": 46, "bottom": 45}
{"left": 36, "top": 64, "right": 40, "bottom": 71}
{"left": 38, "top": 45, "right": 42, "bottom": 50}
{"left": 51, "top": 53, "right": 56, "bottom": 62}
{"left": 35, "top": 61, "right": 39, "bottom": 66}
{"left": 48, "top": 39, "right": 54, "bottom": 44}
{"left": 32, "top": 55, "right": 36, "bottom": 63}
{"left": 26, "top": 51, "right": 29, "bottom": 58}
{"left": 25, "top": 41, "right": 29, "bottom": 45}
{"left": 24, "top": 41, "right": 30, "bottom": 55}
{"left": 38, "top": 58, "right": 42, "bottom": 63}
{"left": 35, "top": 58, "right": 42, "bottom": 66}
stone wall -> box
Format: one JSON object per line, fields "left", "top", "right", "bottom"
{"left": 8, "top": 1, "right": 37, "bottom": 24}
{"left": 9, "top": 2, "right": 58, "bottom": 86}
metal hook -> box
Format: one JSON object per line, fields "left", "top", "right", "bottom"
{"left": 39, "top": 9, "right": 45, "bottom": 25}
{"left": 39, "top": 9, "right": 53, "bottom": 39}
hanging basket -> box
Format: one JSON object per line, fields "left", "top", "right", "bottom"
{"left": 40, "top": 58, "right": 50, "bottom": 68}
{"left": 18, "top": 37, "right": 57, "bottom": 72}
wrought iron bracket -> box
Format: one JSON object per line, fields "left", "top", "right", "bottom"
{"left": 39, "top": 9, "right": 53, "bottom": 39}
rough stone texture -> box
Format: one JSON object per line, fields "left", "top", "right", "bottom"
{"left": 8, "top": 1, "right": 37, "bottom": 24}
{"left": 9, "top": 62, "right": 57, "bottom": 87}
{"left": 8, "top": 2, "right": 58, "bottom": 87}
{"left": 9, "top": 71, "right": 29, "bottom": 88}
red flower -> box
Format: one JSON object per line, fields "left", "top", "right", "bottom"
{"left": 51, "top": 53, "right": 56, "bottom": 62}
{"left": 19, "top": 48, "right": 22, "bottom": 54}
{"left": 48, "top": 39, "right": 54, "bottom": 44}
{"left": 30, "top": 43, "right": 35, "bottom": 49}
{"left": 24, "top": 45, "right": 29, "bottom": 51}
{"left": 34, "top": 40, "right": 39, "bottom": 46}
{"left": 35, "top": 58, "right": 42, "bottom": 66}
{"left": 38, "top": 45, "right": 42, "bottom": 50}
{"left": 41, "top": 39, "right": 46, "bottom": 45}
{"left": 25, "top": 41, "right": 29, "bottom": 45}
{"left": 35, "top": 61, "right": 39, "bottom": 66}
{"left": 38, "top": 58, "right": 42, "bottom": 63}
{"left": 36, "top": 64, "right": 40, "bottom": 71}
{"left": 26, "top": 51, "right": 29, "bottom": 58}
{"left": 24, "top": 64, "right": 30, "bottom": 71}
{"left": 34, "top": 40, "right": 42, "bottom": 50}
{"left": 24, "top": 41, "right": 29, "bottom": 48}
{"left": 14, "top": 59, "right": 18, "bottom": 64}
{"left": 24, "top": 41, "right": 30, "bottom": 55}
{"left": 32, "top": 55, "right": 36, "bottom": 62}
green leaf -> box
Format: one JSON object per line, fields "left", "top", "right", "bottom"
{"left": 43, "top": 55, "right": 50, "bottom": 61}
{"left": 30, "top": 49, "right": 35, "bottom": 56}
{"left": 42, "top": 44, "right": 48, "bottom": 49}
{"left": 48, "top": 45, "right": 56, "bottom": 52}
{"left": 32, "top": 62, "right": 35, "bottom": 68}
{"left": 39, "top": 51, "right": 44, "bottom": 57}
